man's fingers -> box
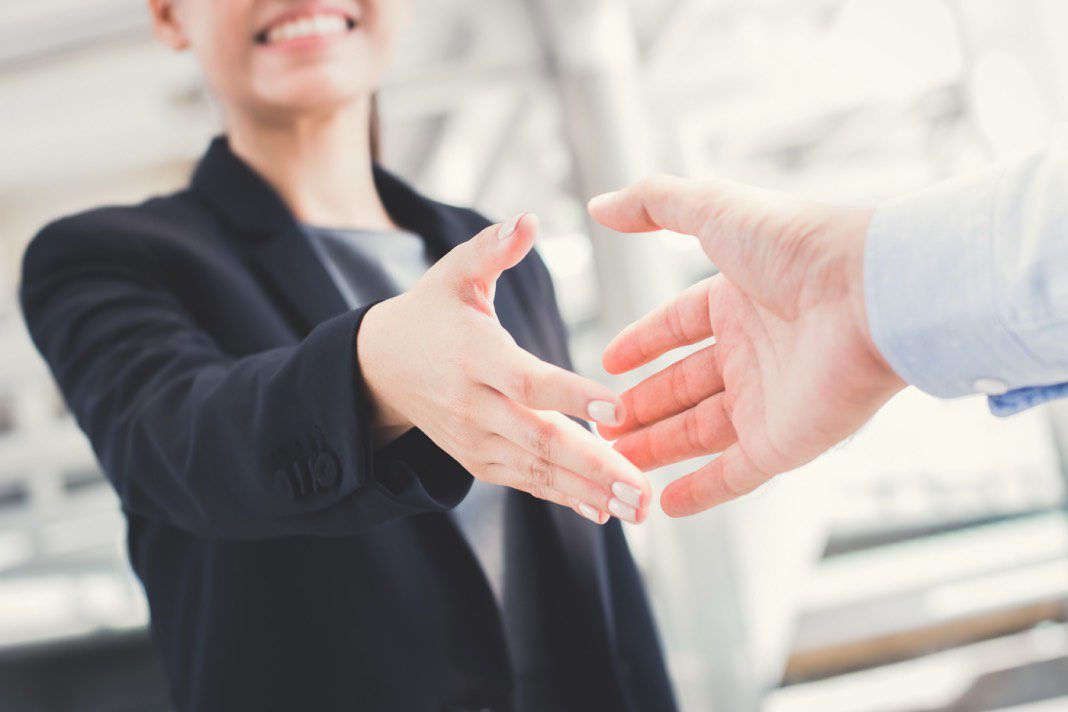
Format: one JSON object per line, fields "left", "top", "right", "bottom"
{"left": 588, "top": 175, "right": 818, "bottom": 292}
{"left": 612, "top": 393, "right": 735, "bottom": 472}
{"left": 436, "top": 213, "right": 538, "bottom": 306}
{"left": 481, "top": 340, "right": 625, "bottom": 428}
{"left": 602, "top": 277, "right": 714, "bottom": 375}
{"left": 660, "top": 445, "right": 770, "bottom": 516}
{"left": 587, "top": 174, "right": 721, "bottom": 237}
{"left": 598, "top": 342, "right": 724, "bottom": 440}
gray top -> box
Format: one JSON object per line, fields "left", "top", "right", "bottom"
{"left": 301, "top": 223, "right": 507, "bottom": 604}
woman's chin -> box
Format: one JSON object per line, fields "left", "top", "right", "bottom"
{"left": 251, "top": 83, "right": 372, "bottom": 117}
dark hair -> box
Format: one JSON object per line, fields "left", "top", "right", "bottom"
{"left": 369, "top": 93, "right": 381, "bottom": 162}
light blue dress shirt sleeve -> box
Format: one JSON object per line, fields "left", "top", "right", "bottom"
{"left": 864, "top": 148, "right": 1068, "bottom": 416}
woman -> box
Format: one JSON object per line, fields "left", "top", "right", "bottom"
{"left": 20, "top": 1, "right": 676, "bottom": 710}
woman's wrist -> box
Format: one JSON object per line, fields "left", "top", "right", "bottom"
{"left": 357, "top": 298, "right": 415, "bottom": 440}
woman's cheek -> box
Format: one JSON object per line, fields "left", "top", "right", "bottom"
{"left": 363, "top": 0, "right": 406, "bottom": 64}
{"left": 184, "top": 17, "right": 256, "bottom": 112}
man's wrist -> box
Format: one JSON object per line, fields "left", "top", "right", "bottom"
{"left": 842, "top": 208, "right": 908, "bottom": 393}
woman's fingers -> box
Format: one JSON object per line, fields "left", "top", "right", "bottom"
{"left": 612, "top": 392, "right": 736, "bottom": 472}
{"left": 480, "top": 462, "right": 594, "bottom": 519}
{"left": 660, "top": 445, "right": 769, "bottom": 516}
{"left": 598, "top": 341, "right": 724, "bottom": 440}
{"left": 602, "top": 277, "right": 715, "bottom": 375}
{"left": 484, "top": 396, "right": 650, "bottom": 523}
{"left": 482, "top": 436, "right": 609, "bottom": 525}
{"left": 480, "top": 339, "right": 625, "bottom": 428}
{"left": 481, "top": 463, "right": 608, "bottom": 526}
{"left": 567, "top": 497, "right": 610, "bottom": 525}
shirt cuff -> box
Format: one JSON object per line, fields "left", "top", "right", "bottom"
{"left": 989, "top": 382, "right": 1068, "bottom": 417}
{"left": 863, "top": 165, "right": 1048, "bottom": 399}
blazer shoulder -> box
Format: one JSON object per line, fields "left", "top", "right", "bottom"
{"left": 21, "top": 189, "right": 208, "bottom": 280}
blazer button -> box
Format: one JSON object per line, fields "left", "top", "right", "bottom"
{"left": 313, "top": 451, "right": 340, "bottom": 488}
{"left": 275, "top": 469, "right": 295, "bottom": 499}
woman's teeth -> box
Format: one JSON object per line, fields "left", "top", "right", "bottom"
{"left": 264, "top": 14, "right": 353, "bottom": 44}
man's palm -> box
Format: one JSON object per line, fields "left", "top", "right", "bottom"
{"left": 589, "top": 176, "right": 904, "bottom": 516}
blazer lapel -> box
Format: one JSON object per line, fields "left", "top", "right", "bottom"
{"left": 242, "top": 230, "right": 350, "bottom": 334}
{"left": 190, "top": 136, "right": 349, "bottom": 334}
{"left": 548, "top": 504, "right": 619, "bottom": 649}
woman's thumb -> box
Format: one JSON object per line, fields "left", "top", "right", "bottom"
{"left": 442, "top": 212, "right": 538, "bottom": 287}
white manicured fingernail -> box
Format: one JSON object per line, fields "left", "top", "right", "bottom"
{"left": 577, "top": 502, "right": 604, "bottom": 524}
{"left": 587, "top": 400, "right": 620, "bottom": 426}
{"left": 498, "top": 213, "right": 524, "bottom": 240}
{"left": 608, "top": 497, "right": 638, "bottom": 523}
{"left": 611, "top": 481, "right": 642, "bottom": 507}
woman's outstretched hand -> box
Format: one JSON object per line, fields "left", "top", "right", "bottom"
{"left": 588, "top": 176, "right": 906, "bottom": 518}
{"left": 357, "top": 213, "right": 649, "bottom": 524}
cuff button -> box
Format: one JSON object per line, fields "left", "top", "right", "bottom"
{"left": 313, "top": 451, "right": 341, "bottom": 489}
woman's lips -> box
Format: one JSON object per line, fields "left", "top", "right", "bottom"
{"left": 254, "top": 9, "right": 358, "bottom": 47}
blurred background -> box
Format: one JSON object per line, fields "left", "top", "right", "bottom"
{"left": 1, "top": 0, "right": 1067, "bottom": 710}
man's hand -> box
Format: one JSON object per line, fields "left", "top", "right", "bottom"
{"left": 588, "top": 175, "right": 906, "bottom": 517}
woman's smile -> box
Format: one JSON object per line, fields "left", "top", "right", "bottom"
{"left": 253, "top": 3, "right": 360, "bottom": 50}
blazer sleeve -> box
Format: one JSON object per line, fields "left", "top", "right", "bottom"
{"left": 19, "top": 215, "right": 473, "bottom": 540}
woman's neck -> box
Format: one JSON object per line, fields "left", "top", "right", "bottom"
{"left": 225, "top": 98, "right": 394, "bottom": 230}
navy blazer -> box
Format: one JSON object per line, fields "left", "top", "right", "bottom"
{"left": 19, "top": 137, "right": 676, "bottom": 712}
